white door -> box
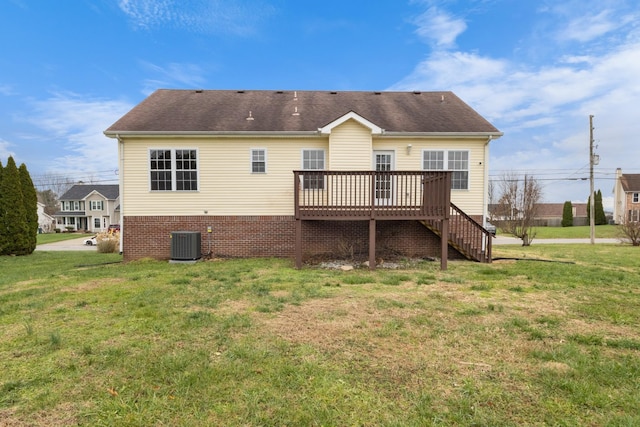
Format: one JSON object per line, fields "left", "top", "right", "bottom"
{"left": 374, "top": 151, "right": 394, "bottom": 205}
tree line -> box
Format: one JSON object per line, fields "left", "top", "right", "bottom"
{"left": 0, "top": 156, "right": 38, "bottom": 255}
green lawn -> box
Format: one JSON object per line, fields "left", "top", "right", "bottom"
{"left": 498, "top": 224, "right": 621, "bottom": 239}
{"left": 1, "top": 248, "right": 639, "bottom": 426}
{"left": 37, "top": 232, "right": 93, "bottom": 245}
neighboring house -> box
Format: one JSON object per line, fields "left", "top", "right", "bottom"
{"left": 37, "top": 202, "right": 55, "bottom": 233}
{"left": 489, "top": 203, "right": 588, "bottom": 226}
{"left": 104, "top": 89, "right": 502, "bottom": 268}
{"left": 613, "top": 168, "right": 640, "bottom": 223}
{"left": 535, "top": 203, "right": 588, "bottom": 226}
{"left": 54, "top": 185, "right": 120, "bottom": 232}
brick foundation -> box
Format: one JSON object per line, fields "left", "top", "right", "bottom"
{"left": 122, "top": 215, "right": 464, "bottom": 262}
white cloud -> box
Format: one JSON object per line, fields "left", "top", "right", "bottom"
{"left": 0, "top": 138, "right": 15, "bottom": 160}
{"left": 0, "top": 85, "right": 15, "bottom": 96}
{"left": 559, "top": 9, "right": 618, "bottom": 42}
{"left": 413, "top": 7, "right": 466, "bottom": 48}
{"left": 118, "top": 0, "right": 274, "bottom": 36}
{"left": 139, "top": 61, "right": 208, "bottom": 94}
{"left": 27, "top": 93, "right": 133, "bottom": 176}
{"left": 393, "top": 2, "right": 640, "bottom": 204}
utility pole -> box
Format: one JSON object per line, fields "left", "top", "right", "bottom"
{"left": 589, "top": 115, "right": 595, "bottom": 245}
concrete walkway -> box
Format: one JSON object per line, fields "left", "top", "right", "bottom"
{"left": 35, "top": 236, "right": 97, "bottom": 251}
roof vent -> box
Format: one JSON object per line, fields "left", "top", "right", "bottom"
{"left": 374, "top": 91, "right": 381, "bottom": 95}
{"left": 246, "top": 111, "right": 254, "bottom": 121}
{"left": 441, "top": 95, "right": 445, "bottom": 102}
{"left": 237, "top": 90, "right": 245, "bottom": 93}
{"left": 276, "top": 90, "right": 283, "bottom": 94}
{"left": 292, "top": 106, "right": 300, "bottom": 116}
{"left": 195, "top": 89, "right": 203, "bottom": 93}
{"left": 413, "top": 91, "right": 422, "bottom": 95}
{"left": 330, "top": 91, "right": 337, "bottom": 94}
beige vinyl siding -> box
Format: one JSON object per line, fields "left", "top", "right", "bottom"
{"left": 328, "top": 119, "right": 372, "bottom": 170}
{"left": 121, "top": 134, "right": 488, "bottom": 218}
{"left": 122, "top": 137, "right": 328, "bottom": 216}
{"left": 374, "top": 137, "right": 487, "bottom": 216}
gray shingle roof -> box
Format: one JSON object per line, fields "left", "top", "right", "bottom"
{"left": 621, "top": 174, "right": 640, "bottom": 192}
{"left": 59, "top": 184, "right": 119, "bottom": 201}
{"left": 105, "top": 89, "right": 501, "bottom": 135}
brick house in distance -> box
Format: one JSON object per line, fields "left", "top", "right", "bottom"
{"left": 104, "top": 89, "right": 502, "bottom": 268}
{"left": 613, "top": 168, "right": 640, "bottom": 223}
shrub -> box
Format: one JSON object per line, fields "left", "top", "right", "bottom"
{"left": 561, "top": 201, "right": 573, "bottom": 227}
{"left": 96, "top": 231, "right": 120, "bottom": 253}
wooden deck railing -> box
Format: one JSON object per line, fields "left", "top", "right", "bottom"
{"left": 294, "top": 171, "right": 451, "bottom": 220}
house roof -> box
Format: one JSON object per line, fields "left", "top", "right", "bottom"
{"left": 489, "top": 203, "right": 588, "bottom": 218}
{"left": 534, "top": 203, "right": 588, "bottom": 218}
{"left": 59, "top": 184, "right": 119, "bottom": 201}
{"left": 104, "top": 89, "right": 502, "bottom": 135}
{"left": 620, "top": 174, "right": 640, "bottom": 192}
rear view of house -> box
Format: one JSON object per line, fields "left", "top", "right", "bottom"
{"left": 104, "top": 90, "right": 502, "bottom": 268}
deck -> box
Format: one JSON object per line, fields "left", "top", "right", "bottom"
{"left": 293, "top": 171, "right": 452, "bottom": 270}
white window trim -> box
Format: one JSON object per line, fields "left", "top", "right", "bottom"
{"left": 421, "top": 149, "right": 470, "bottom": 190}
{"left": 250, "top": 148, "right": 267, "bottom": 174}
{"left": 301, "top": 149, "right": 326, "bottom": 190}
{"left": 300, "top": 148, "right": 326, "bottom": 170}
{"left": 148, "top": 148, "right": 200, "bottom": 192}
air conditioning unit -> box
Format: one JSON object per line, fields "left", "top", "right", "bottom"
{"left": 170, "top": 231, "right": 202, "bottom": 261}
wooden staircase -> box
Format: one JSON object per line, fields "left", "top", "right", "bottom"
{"left": 421, "top": 203, "right": 493, "bottom": 263}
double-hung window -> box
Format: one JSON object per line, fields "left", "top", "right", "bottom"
{"left": 150, "top": 149, "right": 198, "bottom": 191}
{"left": 422, "top": 150, "right": 469, "bottom": 190}
{"left": 90, "top": 200, "right": 104, "bottom": 211}
{"left": 302, "top": 149, "right": 325, "bottom": 189}
{"left": 633, "top": 193, "right": 639, "bottom": 203}
{"left": 251, "top": 149, "right": 266, "bottom": 173}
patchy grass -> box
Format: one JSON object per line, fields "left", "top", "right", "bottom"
{"left": 1, "top": 246, "right": 639, "bottom": 426}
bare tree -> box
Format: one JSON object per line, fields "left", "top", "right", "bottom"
{"left": 496, "top": 172, "right": 543, "bottom": 246}
{"left": 37, "top": 189, "right": 59, "bottom": 216}
{"left": 488, "top": 179, "right": 497, "bottom": 222}
{"left": 32, "top": 172, "right": 74, "bottom": 198}
{"left": 618, "top": 216, "right": 640, "bottom": 246}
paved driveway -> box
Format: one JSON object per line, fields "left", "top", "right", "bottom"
{"left": 35, "top": 237, "right": 97, "bottom": 251}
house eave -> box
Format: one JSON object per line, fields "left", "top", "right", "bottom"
{"left": 104, "top": 131, "right": 323, "bottom": 139}
{"left": 105, "top": 130, "right": 504, "bottom": 140}
{"left": 379, "top": 131, "right": 504, "bottom": 139}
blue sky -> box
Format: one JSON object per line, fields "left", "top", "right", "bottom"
{"left": 1, "top": 0, "right": 639, "bottom": 209}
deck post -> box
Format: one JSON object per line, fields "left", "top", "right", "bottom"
{"left": 440, "top": 218, "right": 448, "bottom": 270}
{"left": 369, "top": 219, "right": 376, "bottom": 270}
{"left": 295, "top": 219, "right": 302, "bottom": 269}
{"left": 440, "top": 172, "right": 451, "bottom": 270}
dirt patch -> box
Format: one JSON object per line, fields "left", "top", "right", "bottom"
{"left": 60, "top": 277, "right": 126, "bottom": 292}
{"left": 0, "top": 280, "right": 43, "bottom": 297}
{"left": 540, "top": 361, "right": 572, "bottom": 374}
{"left": 0, "top": 402, "right": 79, "bottom": 427}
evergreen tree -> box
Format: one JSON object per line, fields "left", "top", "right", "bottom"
{"left": 19, "top": 163, "right": 38, "bottom": 254}
{"left": 0, "top": 160, "right": 5, "bottom": 254}
{"left": 0, "top": 157, "right": 28, "bottom": 255}
{"left": 561, "top": 201, "right": 573, "bottom": 227}
{"left": 595, "top": 189, "right": 607, "bottom": 225}
{"left": 587, "top": 190, "right": 608, "bottom": 226}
